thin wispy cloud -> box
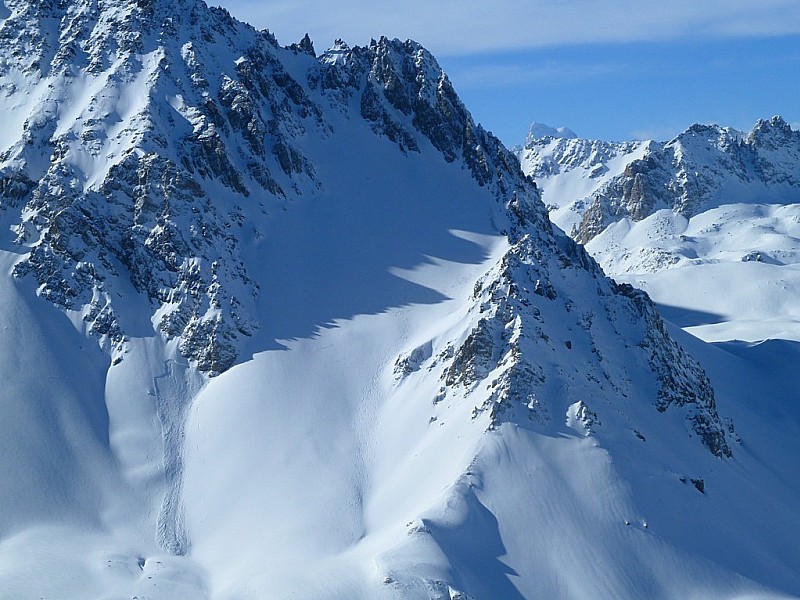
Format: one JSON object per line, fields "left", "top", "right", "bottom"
{"left": 215, "top": 0, "right": 800, "bottom": 55}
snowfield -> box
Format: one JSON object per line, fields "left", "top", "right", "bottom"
{"left": 587, "top": 203, "right": 800, "bottom": 344}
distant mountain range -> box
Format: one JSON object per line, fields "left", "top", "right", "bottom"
{"left": 518, "top": 116, "right": 800, "bottom": 245}
{"left": 518, "top": 114, "right": 800, "bottom": 352}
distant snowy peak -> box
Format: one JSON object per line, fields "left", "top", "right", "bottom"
{"left": 518, "top": 135, "right": 646, "bottom": 183}
{"left": 576, "top": 116, "right": 800, "bottom": 242}
{"left": 525, "top": 122, "right": 578, "bottom": 142}
{"left": 515, "top": 129, "right": 649, "bottom": 239}
{"left": 518, "top": 116, "right": 800, "bottom": 243}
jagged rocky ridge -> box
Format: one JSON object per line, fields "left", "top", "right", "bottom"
{"left": 0, "top": 0, "right": 733, "bottom": 466}
{"left": 401, "top": 225, "right": 733, "bottom": 457}
{"left": 518, "top": 123, "right": 639, "bottom": 184}
{"left": 518, "top": 118, "right": 800, "bottom": 244}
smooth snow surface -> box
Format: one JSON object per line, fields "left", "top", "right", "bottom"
{"left": 182, "top": 152, "right": 511, "bottom": 598}
{"left": 0, "top": 249, "right": 210, "bottom": 600}
{"left": 588, "top": 203, "right": 800, "bottom": 343}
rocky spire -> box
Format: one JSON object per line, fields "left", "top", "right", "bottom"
{"left": 290, "top": 32, "right": 316, "bottom": 56}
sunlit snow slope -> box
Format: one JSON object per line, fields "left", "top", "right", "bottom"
{"left": 0, "top": 2, "right": 798, "bottom": 599}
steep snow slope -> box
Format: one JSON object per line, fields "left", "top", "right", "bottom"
{"left": 0, "top": 2, "right": 798, "bottom": 599}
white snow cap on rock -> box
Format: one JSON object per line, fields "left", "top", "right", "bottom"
{"left": 526, "top": 122, "right": 578, "bottom": 141}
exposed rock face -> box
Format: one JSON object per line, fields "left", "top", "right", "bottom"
{"left": 429, "top": 228, "right": 733, "bottom": 457}
{"left": 612, "top": 283, "right": 732, "bottom": 457}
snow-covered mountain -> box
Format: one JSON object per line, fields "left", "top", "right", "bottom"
{"left": 517, "top": 127, "right": 651, "bottom": 238}
{"left": 519, "top": 118, "right": 800, "bottom": 244}
{"left": 523, "top": 122, "right": 578, "bottom": 141}
{"left": 1, "top": 2, "right": 798, "bottom": 599}
{"left": 518, "top": 119, "right": 800, "bottom": 344}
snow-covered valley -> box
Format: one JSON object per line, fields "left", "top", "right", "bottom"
{"left": 0, "top": 0, "right": 799, "bottom": 598}
{"left": 588, "top": 203, "right": 800, "bottom": 343}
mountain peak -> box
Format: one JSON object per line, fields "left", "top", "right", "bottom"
{"left": 0, "top": 0, "right": 542, "bottom": 374}
{"left": 749, "top": 114, "right": 797, "bottom": 148}
{"left": 320, "top": 38, "right": 351, "bottom": 65}
{"left": 519, "top": 114, "right": 800, "bottom": 248}
{"left": 754, "top": 114, "right": 790, "bottom": 130}
{"left": 289, "top": 32, "right": 316, "bottom": 56}
{"left": 526, "top": 122, "right": 578, "bottom": 142}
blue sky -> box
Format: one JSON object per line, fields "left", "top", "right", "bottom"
{"left": 214, "top": 0, "right": 800, "bottom": 145}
